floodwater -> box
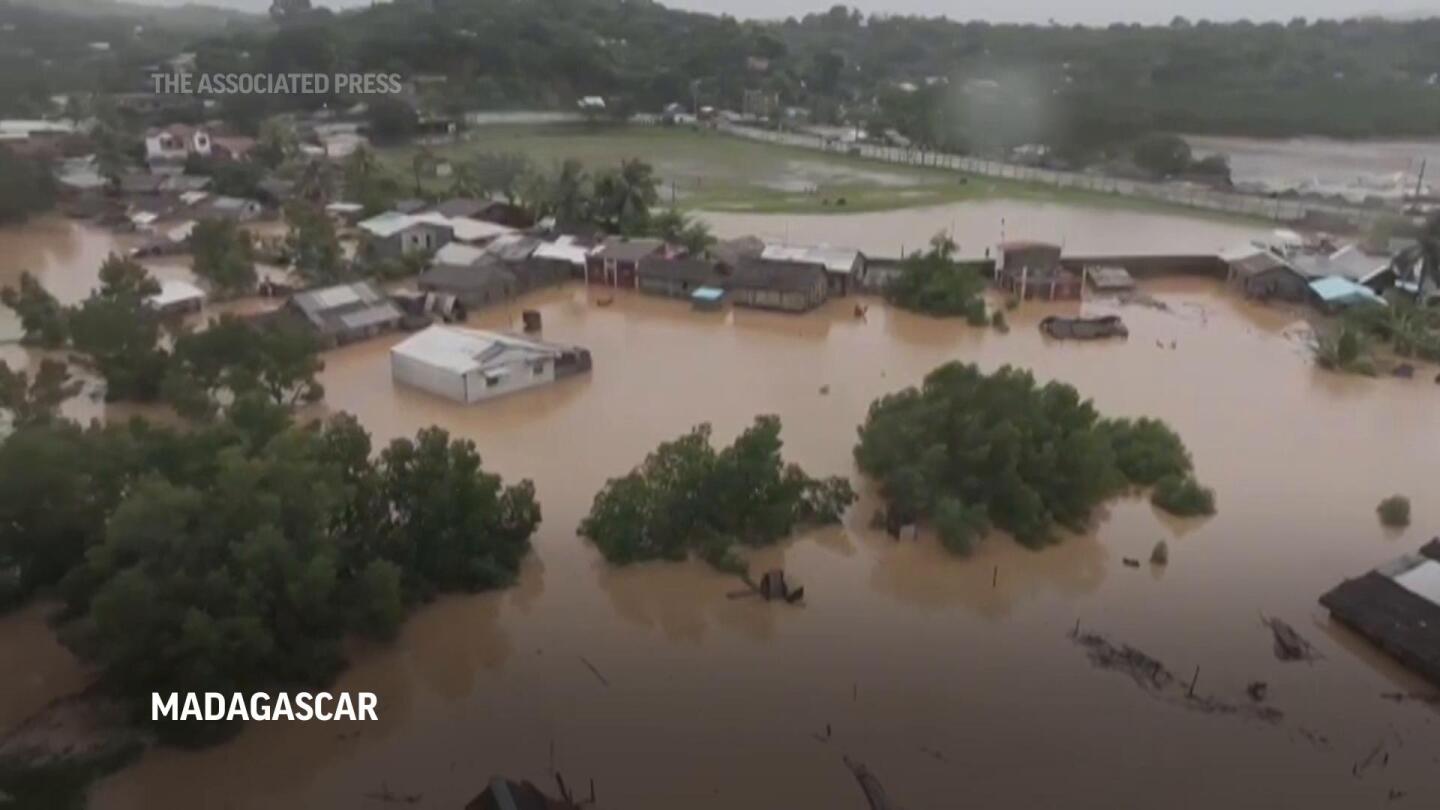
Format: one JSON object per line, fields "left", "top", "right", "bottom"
{"left": 1186, "top": 135, "right": 1440, "bottom": 200}
{"left": 701, "top": 198, "right": 1266, "bottom": 259}
{"left": 0, "top": 206, "right": 1438, "bottom": 809}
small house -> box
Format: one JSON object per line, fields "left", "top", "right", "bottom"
{"left": 418, "top": 260, "right": 518, "bottom": 308}
{"left": 586, "top": 238, "right": 667, "bottom": 287}
{"left": 1320, "top": 540, "right": 1440, "bottom": 687}
{"left": 1289, "top": 245, "right": 1394, "bottom": 289}
{"left": 995, "top": 241, "right": 1081, "bottom": 301}
{"left": 391, "top": 325, "right": 592, "bottom": 404}
{"left": 760, "top": 243, "right": 865, "bottom": 296}
{"left": 145, "top": 279, "right": 205, "bottom": 314}
{"left": 637, "top": 256, "right": 725, "bottom": 299}
{"left": 728, "top": 257, "right": 829, "bottom": 313}
{"left": 284, "top": 281, "right": 403, "bottom": 346}
{"left": 1222, "top": 243, "right": 1309, "bottom": 302}
{"left": 195, "top": 196, "right": 263, "bottom": 223}
{"left": 358, "top": 212, "right": 455, "bottom": 259}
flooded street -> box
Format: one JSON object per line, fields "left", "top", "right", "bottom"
{"left": 1, "top": 204, "right": 1438, "bottom": 808}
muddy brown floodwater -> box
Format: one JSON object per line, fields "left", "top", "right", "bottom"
{"left": 1, "top": 204, "right": 1438, "bottom": 809}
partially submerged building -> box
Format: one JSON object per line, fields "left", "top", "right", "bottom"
{"left": 728, "top": 257, "right": 829, "bottom": 312}
{"left": 390, "top": 325, "right": 592, "bottom": 404}
{"left": 1320, "top": 540, "right": 1440, "bottom": 687}
{"left": 586, "top": 238, "right": 668, "bottom": 287}
{"left": 1222, "top": 243, "right": 1309, "bottom": 302}
{"left": 760, "top": 243, "right": 865, "bottom": 295}
{"left": 282, "top": 281, "right": 403, "bottom": 346}
{"left": 146, "top": 279, "right": 206, "bottom": 314}
{"left": 995, "top": 241, "right": 1081, "bottom": 301}
{"left": 358, "top": 212, "right": 455, "bottom": 259}
{"left": 636, "top": 256, "right": 726, "bottom": 299}
{"left": 1309, "top": 276, "right": 1387, "bottom": 313}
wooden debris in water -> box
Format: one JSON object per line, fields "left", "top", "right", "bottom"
{"left": 842, "top": 756, "right": 903, "bottom": 810}
{"left": 1151, "top": 541, "right": 1170, "bottom": 565}
{"left": 1261, "top": 615, "right": 1321, "bottom": 662}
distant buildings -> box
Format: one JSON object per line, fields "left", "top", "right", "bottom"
{"left": 585, "top": 238, "right": 668, "bottom": 287}
{"left": 390, "top": 325, "right": 592, "bottom": 404}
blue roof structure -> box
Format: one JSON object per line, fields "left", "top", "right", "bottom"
{"left": 1309, "top": 276, "right": 1385, "bottom": 308}
{"left": 691, "top": 286, "right": 725, "bottom": 302}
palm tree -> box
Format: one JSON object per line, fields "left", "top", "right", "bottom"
{"left": 549, "top": 159, "right": 590, "bottom": 226}
{"left": 596, "top": 158, "right": 659, "bottom": 234}
{"left": 410, "top": 147, "right": 438, "bottom": 196}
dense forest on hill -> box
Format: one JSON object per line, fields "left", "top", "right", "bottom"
{"left": 3, "top": 0, "right": 1440, "bottom": 154}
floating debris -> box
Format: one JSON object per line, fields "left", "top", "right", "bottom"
{"left": 1040, "top": 314, "right": 1129, "bottom": 340}
{"left": 1072, "top": 631, "right": 1282, "bottom": 724}
{"left": 1246, "top": 681, "right": 1269, "bottom": 702}
{"left": 1151, "top": 541, "right": 1170, "bottom": 566}
{"left": 1262, "top": 615, "right": 1321, "bottom": 662}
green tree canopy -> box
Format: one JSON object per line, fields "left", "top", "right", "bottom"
{"left": 855, "top": 363, "right": 1210, "bottom": 551}
{"left": 580, "top": 416, "right": 855, "bottom": 572}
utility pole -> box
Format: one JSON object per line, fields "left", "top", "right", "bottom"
{"left": 1415, "top": 158, "right": 1428, "bottom": 199}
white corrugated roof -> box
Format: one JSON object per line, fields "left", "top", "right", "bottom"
{"left": 1392, "top": 559, "right": 1440, "bottom": 606}
{"left": 358, "top": 212, "right": 416, "bottom": 238}
{"left": 434, "top": 242, "right": 487, "bottom": 268}
{"left": 410, "top": 213, "right": 512, "bottom": 243}
{"left": 761, "top": 242, "right": 862, "bottom": 274}
{"left": 391, "top": 325, "right": 567, "bottom": 375}
{"left": 147, "top": 279, "right": 205, "bottom": 308}
{"left": 533, "top": 239, "right": 592, "bottom": 267}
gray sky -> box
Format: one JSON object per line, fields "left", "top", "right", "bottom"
{"left": 138, "top": 0, "right": 1439, "bottom": 25}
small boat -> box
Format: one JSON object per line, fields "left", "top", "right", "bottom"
{"left": 1039, "top": 315, "right": 1128, "bottom": 340}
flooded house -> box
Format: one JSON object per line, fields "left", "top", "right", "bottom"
{"left": 1289, "top": 244, "right": 1395, "bottom": 291}
{"left": 418, "top": 252, "right": 518, "bottom": 308}
{"left": 585, "top": 238, "right": 668, "bottom": 287}
{"left": 636, "top": 256, "right": 726, "bottom": 299}
{"left": 145, "top": 279, "right": 205, "bottom": 315}
{"left": 1320, "top": 539, "right": 1440, "bottom": 687}
{"left": 995, "top": 241, "right": 1082, "bottom": 301}
{"left": 727, "top": 257, "right": 830, "bottom": 312}
{"left": 359, "top": 212, "right": 455, "bottom": 260}
{"left": 192, "top": 196, "right": 263, "bottom": 223}
{"left": 278, "top": 281, "right": 404, "bottom": 346}
{"left": 1308, "top": 276, "right": 1386, "bottom": 313}
{"left": 760, "top": 243, "right": 866, "bottom": 295}
{"left": 1222, "top": 243, "right": 1310, "bottom": 302}
{"left": 390, "top": 325, "right": 592, "bottom": 404}
{"left": 424, "top": 196, "right": 534, "bottom": 229}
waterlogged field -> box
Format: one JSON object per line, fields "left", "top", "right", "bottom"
{"left": 380, "top": 124, "right": 1259, "bottom": 217}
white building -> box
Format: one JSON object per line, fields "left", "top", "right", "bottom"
{"left": 145, "top": 124, "right": 211, "bottom": 164}
{"left": 390, "top": 325, "right": 592, "bottom": 404}
{"left": 146, "top": 279, "right": 206, "bottom": 314}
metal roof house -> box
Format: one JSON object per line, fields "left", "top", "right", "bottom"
{"left": 727, "top": 257, "right": 830, "bottom": 313}
{"left": 391, "top": 325, "right": 592, "bottom": 404}
{"left": 1222, "top": 243, "right": 1309, "bottom": 302}
{"left": 358, "top": 212, "right": 455, "bottom": 259}
{"left": 585, "top": 238, "right": 668, "bottom": 287}
{"left": 284, "top": 281, "right": 403, "bottom": 346}
{"left": 1309, "top": 276, "right": 1387, "bottom": 312}
{"left": 1321, "top": 539, "right": 1440, "bottom": 687}
{"left": 636, "top": 256, "right": 726, "bottom": 299}
{"left": 145, "top": 279, "right": 206, "bottom": 314}
{"left": 761, "top": 243, "right": 865, "bottom": 295}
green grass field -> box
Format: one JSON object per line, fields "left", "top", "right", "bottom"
{"left": 378, "top": 124, "right": 1258, "bottom": 220}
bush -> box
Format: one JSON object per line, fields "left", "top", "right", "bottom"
{"left": 1377, "top": 495, "right": 1411, "bottom": 527}
{"left": 580, "top": 416, "right": 855, "bottom": 569}
{"left": 990, "top": 310, "right": 1009, "bottom": 333}
{"left": 855, "top": 362, "right": 1211, "bottom": 550}
{"left": 1151, "top": 475, "right": 1216, "bottom": 517}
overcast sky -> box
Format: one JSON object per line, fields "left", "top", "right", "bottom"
{"left": 138, "top": 0, "right": 1439, "bottom": 25}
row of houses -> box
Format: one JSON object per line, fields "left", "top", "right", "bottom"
{"left": 1221, "top": 234, "right": 1411, "bottom": 312}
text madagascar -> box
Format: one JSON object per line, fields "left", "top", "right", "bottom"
{"left": 152, "top": 692, "right": 378, "bottom": 722}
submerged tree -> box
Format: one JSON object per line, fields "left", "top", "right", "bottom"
{"left": 855, "top": 363, "right": 1209, "bottom": 551}
{"left": 883, "top": 233, "right": 988, "bottom": 323}
{"left": 1, "top": 271, "right": 69, "bottom": 348}
{"left": 285, "top": 201, "right": 345, "bottom": 285}
{"left": 580, "top": 416, "right": 855, "bottom": 571}
{"left": 190, "top": 218, "right": 258, "bottom": 296}
{"left": 66, "top": 256, "right": 168, "bottom": 402}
